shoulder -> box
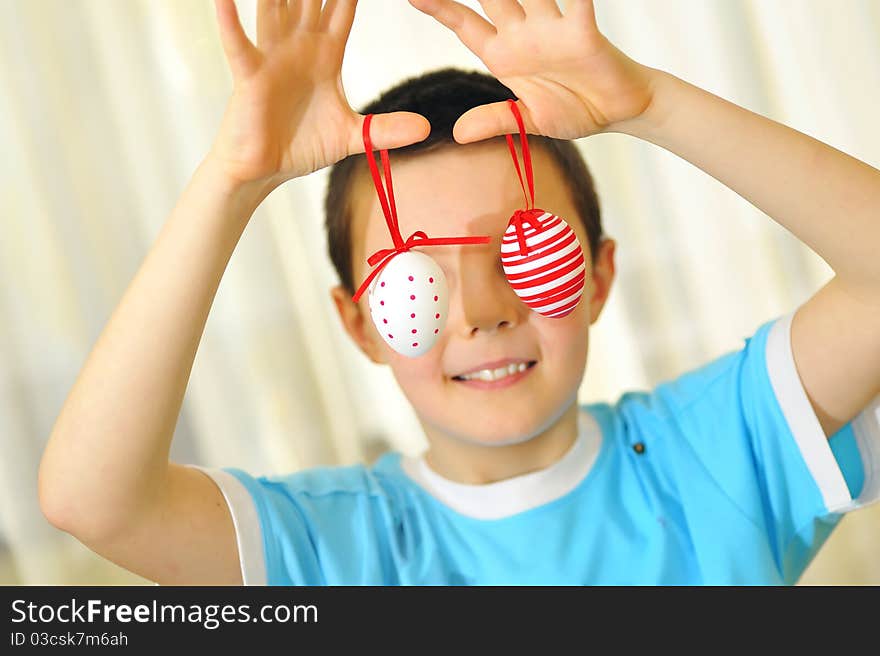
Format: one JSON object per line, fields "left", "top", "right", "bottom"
{"left": 576, "top": 316, "right": 783, "bottom": 493}
{"left": 656, "top": 316, "right": 779, "bottom": 414}
{"left": 195, "top": 453, "right": 422, "bottom": 585}
{"left": 224, "top": 451, "right": 414, "bottom": 506}
{"left": 604, "top": 315, "right": 780, "bottom": 430}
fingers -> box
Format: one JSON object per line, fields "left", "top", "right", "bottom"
{"left": 288, "top": 0, "right": 303, "bottom": 26}
{"left": 257, "top": 0, "right": 287, "bottom": 46}
{"left": 408, "top": 0, "right": 496, "bottom": 57}
{"left": 452, "top": 100, "right": 535, "bottom": 144}
{"left": 477, "top": 1, "right": 525, "bottom": 26}
{"left": 299, "top": 0, "right": 323, "bottom": 30}
{"left": 521, "top": 0, "right": 562, "bottom": 19}
{"left": 566, "top": 0, "right": 598, "bottom": 31}
{"left": 214, "top": 0, "right": 260, "bottom": 78}
{"left": 318, "top": 0, "right": 358, "bottom": 39}
{"left": 350, "top": 112, "right": 431, "bottom": 154}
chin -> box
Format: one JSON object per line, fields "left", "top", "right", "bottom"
{"left": 447, "top": 411, "right": 549, "bottom": 448}
{"left": 473, "top": 430, "right": 543, "bottom": 448}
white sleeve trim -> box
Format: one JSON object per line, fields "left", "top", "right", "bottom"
{"left": 185, "top": 465, "right": 268, "bottom": 585}
{"left": 851, "top": 393, "right": 880, "bottom": 506}
{"left": 765, "top": 310, "right": 880, "bottom": 513}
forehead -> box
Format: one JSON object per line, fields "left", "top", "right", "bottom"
{"left": 348, "top": 140, "right": 586, "bottom": 280}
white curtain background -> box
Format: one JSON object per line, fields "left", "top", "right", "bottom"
{"left": 1, "top": 0, "right": 878, "bottom": 585}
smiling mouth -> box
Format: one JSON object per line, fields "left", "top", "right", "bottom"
{"left": 451, "top": 360, "right": 538, "bottom": 384}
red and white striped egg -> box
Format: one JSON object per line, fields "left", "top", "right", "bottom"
{"left": 368, "top": 250, "right": 448, "bottom": 357}
{"left": 500, "top": 210, "right": 586, "bottom": 318}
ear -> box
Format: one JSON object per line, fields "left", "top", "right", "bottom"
{"left": 330, "top": 284, "right": 387, "bottom": 365}
{"left": 587, "top": 237, "right": 616, "bottom": 325}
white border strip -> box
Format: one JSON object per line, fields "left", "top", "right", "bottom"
{"left": 765, "top": 311, "right": 854, "bottom": 513}
{"left": 851, "top": 396, "right": 880, "bottom": 507}
{"left": 186, "top": 465, "right": 267, "bottom": 585}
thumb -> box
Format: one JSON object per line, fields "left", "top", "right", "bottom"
{"left": 349, "top": 112, "right": 431, "bottom": 154}
{"left": 452, "top": 100, "right": 537, "bottom": 144}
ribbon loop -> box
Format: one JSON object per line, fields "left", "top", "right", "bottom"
{"left": 505, "top": 100, "right": 535, "bottom": 211}
{"left": 504, "top": 102, "right": 546, "bottom": 256}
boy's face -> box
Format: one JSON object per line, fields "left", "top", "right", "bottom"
{"left": 331, "top": 140, "right": 616, "bottom": 449}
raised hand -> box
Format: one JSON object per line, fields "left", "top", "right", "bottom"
{"left": 407, "top": 0, "right": 656, "bottom": 142}
{"left": 209, "top": 0, "right": 430, "bottom": 185}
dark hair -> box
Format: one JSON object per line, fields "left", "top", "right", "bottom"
{"left": 324, "top": 68, "right": 604, "bottom": 297}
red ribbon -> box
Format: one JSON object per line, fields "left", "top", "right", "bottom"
{"left": 505, "top": 100, "right": 545, "bottom": 257}
{"left": 509, "top": 208, "right": 545, "bottom": 258}
{"left": 505, "top": 99, "right": 535, "bottom": 212}
{"left": 351, "top": 114, "right": 492, "bottom": 303}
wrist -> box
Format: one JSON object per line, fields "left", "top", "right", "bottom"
{"left": 196, "top": 155, "right": 281, "bottom": 218}
{"left": 603, "top": 66, "right": 676, "bottom": 140}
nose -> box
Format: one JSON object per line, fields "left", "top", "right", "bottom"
{"left": 451, "top": 254, "right": 526, "bottom": 338}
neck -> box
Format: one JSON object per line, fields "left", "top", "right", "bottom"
{"left": 420, "top": 399, "right": 580, "bottom": 485}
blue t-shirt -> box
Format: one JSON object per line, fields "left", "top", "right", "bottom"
{"left": 191, "top": 311, "right": 880, "bottom": 585}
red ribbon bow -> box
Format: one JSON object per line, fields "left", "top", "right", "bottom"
{"left": 351, "top": 115, "right": 492, "bottom": 303}
{"left": 509, "top": 208, "right": 545, "bottom": 258}
{"left": 505, "top": 100, "right": 548, "bottom": 257}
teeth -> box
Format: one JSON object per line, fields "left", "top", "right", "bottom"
{"left": 459, "top": 362, "right": 530, "bottom": 382}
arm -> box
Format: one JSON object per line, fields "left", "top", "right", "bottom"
{"left": 612, "top": 71, "right": 880, "bottom": 438}
{"left": 410, "top": 0, "right": 880, "bottom": 438}
{"left": 38, "top": 154, "right": 266, "bottom": 586}
{"left": 38, "top": 0, "right": 428, "bottom": 585}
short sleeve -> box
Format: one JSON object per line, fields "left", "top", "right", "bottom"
{"left": 652, "top": 309, "right": 880, "bottom": 582}
{"left": 763, "top": 311, "right": 880, "bottom": 512}
{"left": 185, "top": 465, "right": 324, "bottom": 586}
{"left": 186, "top": 463, "right": 405, "bottom": 585}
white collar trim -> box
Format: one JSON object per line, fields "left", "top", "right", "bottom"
{"left": 400, "top": 407, "right": 602, "bottom": 520}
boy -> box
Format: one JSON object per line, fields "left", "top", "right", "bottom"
{"left": 39, "top": 0, "right": 879, "bottom": 585}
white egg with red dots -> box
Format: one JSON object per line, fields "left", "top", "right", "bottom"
{"left": 367, "top": 250, "right": 448, "bottom": 357}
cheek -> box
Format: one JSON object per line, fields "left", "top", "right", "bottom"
{"left": 388, "top": 350, "right": 444, "bottom": 386}
{"left": 531, "top": 303, "right": 589, "bottom": 352}
{"left": 521, "top": 284, "right": 590, "bottom": 325}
